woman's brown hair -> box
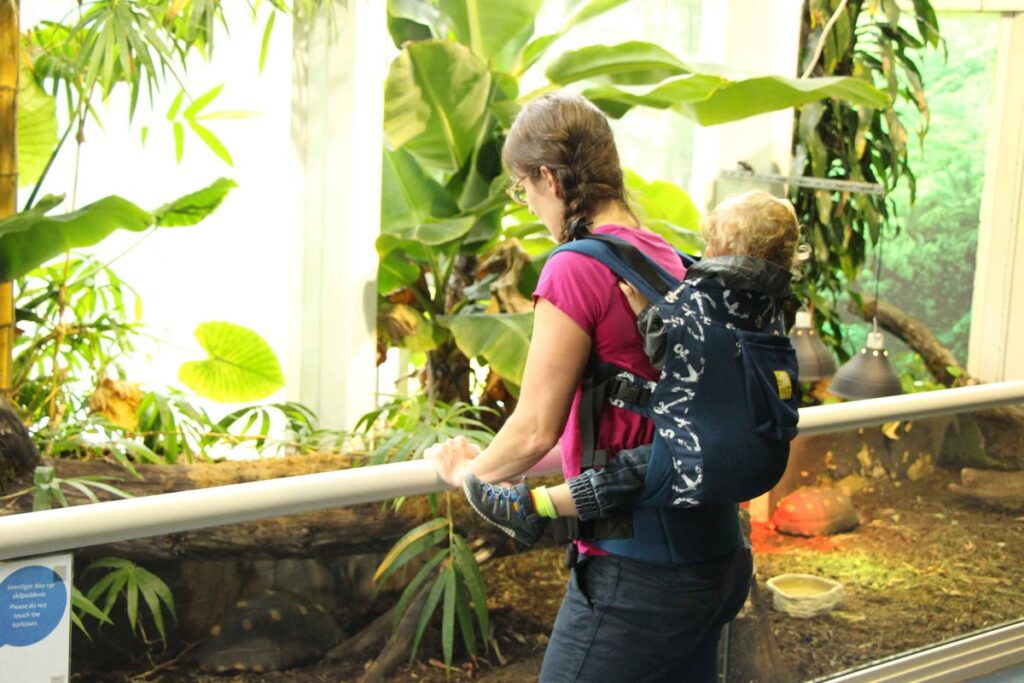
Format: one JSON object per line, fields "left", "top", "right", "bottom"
{"left": 502, "top": 91, "right": 636, "bottom": 243}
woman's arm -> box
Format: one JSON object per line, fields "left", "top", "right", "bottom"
{"left": 435, "top": 298, "right": 590, "bottom": 486}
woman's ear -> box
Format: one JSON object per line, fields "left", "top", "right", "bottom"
{"left": 538, "top": 165, "right": 562, "bottom": 199}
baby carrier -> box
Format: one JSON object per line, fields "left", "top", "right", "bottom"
{"left": 552, "top": 233, "right": 799, "bottom": 564}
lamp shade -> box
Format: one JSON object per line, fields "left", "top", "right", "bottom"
{"left": 829, "top": 329, "right": 903, "bottom": 400}
{"left": 789, "top": 311, "right": 837, "bottom": 381}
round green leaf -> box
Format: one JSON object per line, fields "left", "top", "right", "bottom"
{"left": 179, "top": 322, "right": 285, "bottom": 403}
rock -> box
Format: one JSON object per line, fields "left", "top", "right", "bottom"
{"left": 772, "top": 486, "right": 859, "bottom": 537}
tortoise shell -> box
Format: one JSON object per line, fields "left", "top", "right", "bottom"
{"left": 197, "top": 589, "right": 342, "bottom": 673}
{"left": 772, "top": 486, "right": 859, "bottom": 537}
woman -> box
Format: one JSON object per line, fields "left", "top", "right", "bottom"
{"left": 429, "top": 91, "right": 751, "bottom": 682}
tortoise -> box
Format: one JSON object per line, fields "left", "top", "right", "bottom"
{"left": 771, "top": 486, "right": 859, "bottom": 537}
{"left": 197, "top": 589, "right": 342, "bottom": 673}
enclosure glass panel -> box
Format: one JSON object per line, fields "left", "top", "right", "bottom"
{"left": 851, "top": 12, "right": 998, "bottom": 369}
{"left": 748, "top": 405, "right": 1024, "bottom": 681}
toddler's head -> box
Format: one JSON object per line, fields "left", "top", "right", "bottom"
{"left": 701, "top": 191, "right": 808, "bottom": 273}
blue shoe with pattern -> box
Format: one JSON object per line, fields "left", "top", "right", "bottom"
{"left": 462, "top": 474, "right": 549, "bottom": 545}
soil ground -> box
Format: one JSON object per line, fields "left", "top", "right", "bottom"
{"left": 78, "top": 468, "right": 1024, "bottom": 682}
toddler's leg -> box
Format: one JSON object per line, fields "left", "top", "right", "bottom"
{"left": 566, "top": 445, "right": 649, "bottom": 521}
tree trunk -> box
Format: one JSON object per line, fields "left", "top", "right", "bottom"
{"left": 851, "top": 296, "right": 1024, "bottom": 469}
{"left": 426, "top": 340, "right": 472, "bottom": 404}
{"left": 0, "top": 455, "right": 529, "bottom": 560}
{"left": 0, "top": 0, "right": 18, "bottom": 396}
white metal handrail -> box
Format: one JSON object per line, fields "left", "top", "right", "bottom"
{"left": 2, "top": 380, "right": 1023, "bottom": 562}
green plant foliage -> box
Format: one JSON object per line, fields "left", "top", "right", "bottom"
{"left": 153, "top": 177, "right": 238, "bottom": 227}
{"left": 212, "top": 401, "right": 320, "bottom": 455}
{"left": 624, "top": 170, "right": 702, "bottom": 252}
{"left": 384, "top": 40, "right": 493, "bottom": 172}
{"left": 378, "top": 0, "right": 891, "bottom": 404}
{"left": 373, "top": 518, "right": 490, "bottom": 669}
{"left": 791, "top": 0, "right": 942, "bottom": 354}
{"left": 15, "top": 66, "right": 58, "bottom": 189}
{"left": 83, "top": 557, "right": 176, "bottom": 646}
{"left": 71, "top": 587, "right": 113, "bottom": 638}
{"left": 0, "top": 179, "right": 237, "bottom": 281}
{"left": 355, "top": 395, "right": 495, "bottom": 466}
{"left": 580, "top": 72, "right": 888, "bottom": 125}
{"left": 179, "top": 322, "right": 286, "bottom": 403}
{"left": 135, "top": 390, "right": 216, "bottom": 463}
{"left": 439, "top": 0, "right": 542, "bottom": 72}
{"left": 32, "top": 465, "right": 133, "bottom": 512}
{"left": 444, "top": 313, "right": 533, "bottom": 385}
{"left": 13, "top": 255, "right": 142, "bottom": 431}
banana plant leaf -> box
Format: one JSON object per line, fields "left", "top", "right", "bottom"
{"left": 625, "top": 170, "right": 703, "bottom": 254}
{"left": 444, "top": 313, "right": 533, "bottom": 384}
{"left": 439, "top": 0, "right": 542, "bottom": 73}
{"left": 516, "top": 0, "right": 634, "bottom": 75}
{"left": 0, "top": 179, "right": 236, "bottom": 281}
{"left": 545, "top": 41, "right": 691, "bottom": 86}
{"left": 582, "top": 73, "right": 889, "bottom": 125}
{"left": 16, "top": 67, "right": 59, "bottom": 189}
{"left": 381, "top": 147, "right": 460, "bottom": 232}
{"left": 384, "top": 40, "right": 491, "bottom": 172}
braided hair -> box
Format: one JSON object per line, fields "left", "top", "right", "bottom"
{"left": 502, "top": 92, "right": 637, "bottom": 243}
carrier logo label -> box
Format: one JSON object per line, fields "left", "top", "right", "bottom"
{"left": 774, "top": 370, "right": 793, "bottom": 400}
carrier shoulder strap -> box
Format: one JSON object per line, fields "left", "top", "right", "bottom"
{"left": 551, "top": 233, "right": 691, "bottom": 303}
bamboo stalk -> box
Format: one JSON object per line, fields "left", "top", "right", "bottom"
{"left": 0, "top": 0, "right": 19, "bottom": 397}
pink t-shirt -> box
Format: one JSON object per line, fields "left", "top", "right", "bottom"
{"left": 533, "top": 224, "right": 688, "bottom": 553}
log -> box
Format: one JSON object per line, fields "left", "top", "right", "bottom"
{"left": 850, "top": 296, "right": 1024, "bottom": 469}
{"left": 948, "top": 467, "right": 1024, "bottom": 513}
{"left": 0, "top": 454, "right": 531, "bottom": 560}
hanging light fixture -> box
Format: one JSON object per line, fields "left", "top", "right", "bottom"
{"left": 829, "top": 234, "right": 903, "bottom": 400}
{"left": 789, "top": 309, "right": 836, "bottom": 381}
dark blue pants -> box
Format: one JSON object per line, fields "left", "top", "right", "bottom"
{"left": 538, "top": 546, "right": 752, "bottom": 682}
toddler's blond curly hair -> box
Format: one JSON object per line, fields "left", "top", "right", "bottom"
{"left": 701, "top": 190, "right": 809, "bottom": 274}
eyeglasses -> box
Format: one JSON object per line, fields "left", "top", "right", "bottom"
{"left": 506, "top": 173, "right": 530, "bottom": 206}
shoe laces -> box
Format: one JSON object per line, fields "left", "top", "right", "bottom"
{"left": 481, "top": 482, "right": 524, "bottom": 518}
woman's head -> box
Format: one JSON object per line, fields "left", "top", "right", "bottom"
{"left": 503, "top": 91, "right": 633, "bottom": 242}
{"left": 701, "top": 191, "right": 810, "bottom": 273}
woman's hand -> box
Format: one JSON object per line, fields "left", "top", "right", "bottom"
{"left": 424, "top": 436, "right": 482, "bottom": 487}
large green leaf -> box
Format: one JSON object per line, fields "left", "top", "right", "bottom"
{"left": 625, "top": 170, "right": 703, "bottom": 253}
{"left": 16, "top": 67, "right": 59, "bottom": 189}
{"left": 516, "top": 0, "right": 633, "bottom": 75}
{"left": 584, "top": 73, "right": 888, "bottom": 125}
{"left": 381, "top": 147, "right": 459, "bottom": 232}
{"left": 179, "top": 322, "right": 285, "bottom": 403}
{"left": 153, "top": 177, "right": 237, "bottom": 226}
{"left": 439, "top": 0, "right": 541, "bottom": 72}
{"left": 385, "top": 216, "right": 477, "bottom": 248}
{"left": 0, "top": 195, "right": 152, "bottom": 281}
{"left": 546, "top": 41, "right": 690, "bottom": 86}
{"left": 445, "top": 313, "right": 533, "bottom": 384}
{"left": 0, "top": 181, "right": 236, "bottom": 281}
{"left": 384, "top": 40, "right": 491, "bottom": 172}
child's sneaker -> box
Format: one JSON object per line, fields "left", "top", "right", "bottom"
{"left": 462, "top": 474, "right": 549, "bottom": 545}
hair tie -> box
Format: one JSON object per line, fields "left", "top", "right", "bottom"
{"left": 568, "top": 216, "right": 591, "bottom": 241}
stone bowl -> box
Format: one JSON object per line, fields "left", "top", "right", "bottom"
{"left": 765, "top": 573, "right": 844, "bottom": 618}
